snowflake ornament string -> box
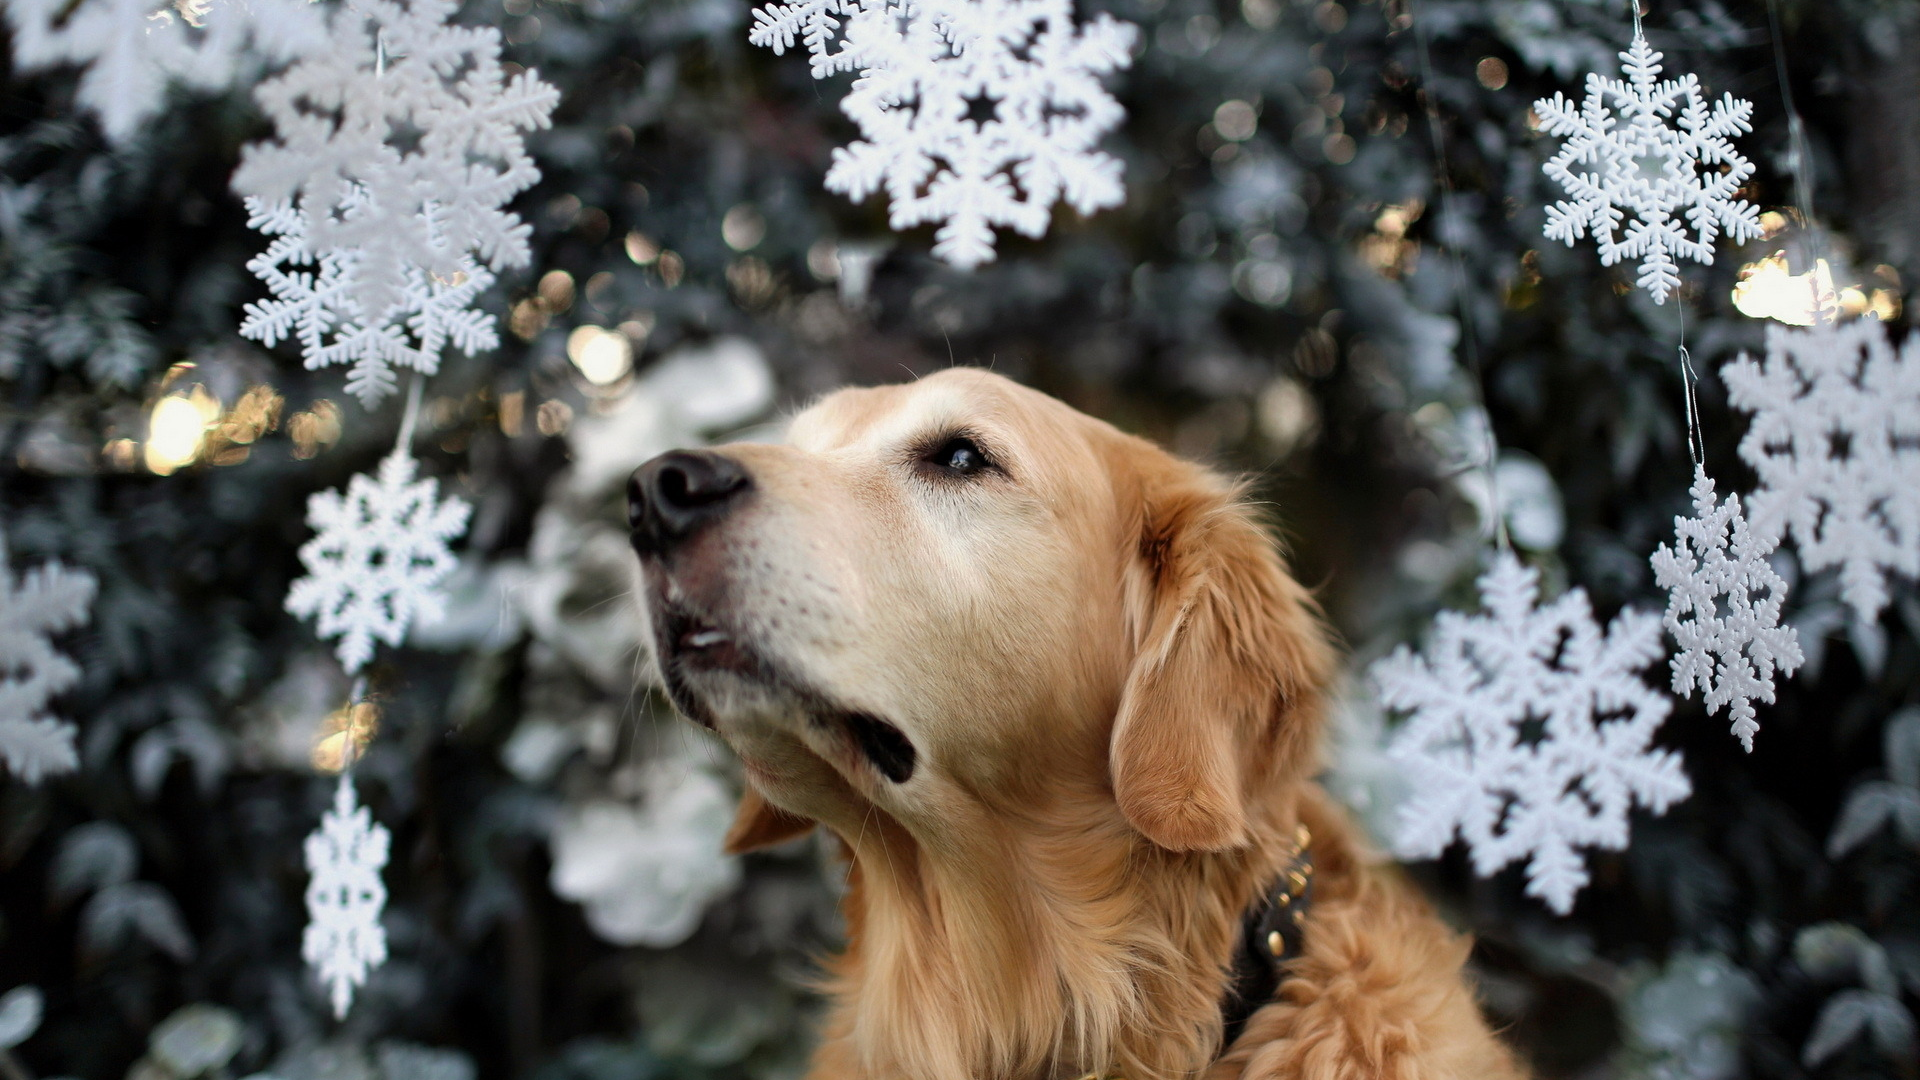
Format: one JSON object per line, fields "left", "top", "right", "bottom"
{"left": 1650, "top": 466, "right": 1802, "bottom": 752}
{"left": 285, "top": 448, "right": 471, "bottom": 674}
{"left": 749, "top": 0, "right": 1137, "bottom": 269}
{"left": 1533, "top": 32, "right": 1762, "bottom": 304}
{"left": 231, "top": 0, "right": 557, "bottom": 404}
{"left": 0, "top": 542, "right": 97, "bottom": 785}
{"left": 239, "top": 199, "right": 499, "bottom": 406}
{"left": 304, "top": 771, "right": 391, "bottom": 1019}
{"left": 1722, "top": 318, "right": 1920, "bottom": 626}
{"left": 1372, "top": 552, "right": 1690, "bottom": 914}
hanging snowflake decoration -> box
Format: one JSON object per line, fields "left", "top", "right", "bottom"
{"left": 1372, "top": 552, "right": 1689, "bottom": 914}
{"left": 1533, "top": 34, "right": 1762, "bottom": 304}
{"left": 1650, "top": 466, "right": 1803, "bottom": 752}
{"left": 239, "top": 199, "right": 498, "bottom": 406}
{"left": 304, "top": 772, "right": 391, "bottom": 1019}
{"left": 749, "top": 0, "right": 1137, "bottom": 269}
{"left": 285, "top": 449, "right": 471, "bottom": 674}
{"left": 1722, "top": 318, "right": 1920, "bottom": 626}
{"left": 0, "top": 541, "right": 97, "bottom": 785}
{"left": 749, "top": 0, "right": 864, "bottom": 77}
{"left": 233, "top": 0, "right": 557, "bottom": 312}
{"left": 231, "top": 0, "right": 557, "bottom": 403}
{"left": 4, "top": 0, "right": 322, "bottom": 144}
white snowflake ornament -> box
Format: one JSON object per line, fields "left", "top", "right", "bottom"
{"left": 0, "top": 542, "right": 97, "bottom": 785}
{"left": 1650, "top": 466, "right": 1802, "bottom": 752}
{"left": 239, "top": 199, "right": 499, "bottom": 407}
{"left": 286, "top": 449, "right": 471, "bottom": 674}
{"left": 749, "top": 0, "right": 864, "bottom": 77}
{"left": 1722, "top": 318, "right": 1920, "bottom": 626}
{"left": 1533, "top": 34, "right": 1761, "bottom": 304}
{"left": 304, "top": 772, "right": 391, "bottom": 1019}
{"left": 232, "top": 0, "right": 558, "bottom": 318}
{"left": 1373, "top": 551, "right": 1690, "bottom": 914}
{"left": 230, "top": 0, "right": 555, "bottom": 404}
{"left": 750, "top": 0, "right": 1137, "bottom": 269}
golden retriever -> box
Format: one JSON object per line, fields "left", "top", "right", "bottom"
{"left": 626, "top": 367, "right": 1527, "bottom": 1080}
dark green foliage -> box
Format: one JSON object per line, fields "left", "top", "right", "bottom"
{"left": 0, "top": 0, "right": 1915, "bottom": 1076}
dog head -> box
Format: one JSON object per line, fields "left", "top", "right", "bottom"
{"left": 627, "top": 367, "right": 1331, "bottom": 859}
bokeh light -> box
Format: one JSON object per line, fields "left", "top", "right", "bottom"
{"left": 567, "top": 325, "right": 635, "bottom": 385}
{"left": 312, "top": 701, "right": 380, "bottom": 773}
{"left": 1732, "top": 254, "right": 1901, "bottom": 325}
{"left": 145, "top": 385, "right": 222, "bottom": 475}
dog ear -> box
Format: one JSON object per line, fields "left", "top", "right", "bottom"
{"left": 1109, "top": 471, "right": 1331, "bottom": 852}
{"left": 723, "top": 784, "right": 816, "bottom": 854}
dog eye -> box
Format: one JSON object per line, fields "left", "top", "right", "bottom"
{"left": 928, "top": 437, "right": 989, "bottom": 476}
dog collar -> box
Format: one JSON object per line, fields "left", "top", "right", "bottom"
{"left": 1217, "top": 822, "right": 1315, "bottom": 1046}
{"left": 1067, "top": 824, "right": 1314, "bottom": 1080}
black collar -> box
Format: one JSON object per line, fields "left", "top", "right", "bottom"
{"left": 1217, "top": 823, "right": 1315, "bottom": 1046}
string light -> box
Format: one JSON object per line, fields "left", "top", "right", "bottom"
{"left": 145, "top": 385, "right": 222, "bottom": 475}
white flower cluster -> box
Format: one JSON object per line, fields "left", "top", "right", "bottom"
{"left": 549, "top": 765, "right": 742, "bottom": 948}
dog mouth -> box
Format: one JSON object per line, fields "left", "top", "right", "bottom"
{"left": 842, "top": 711, "right": 916, "bottom": 783}
{"left": 653, "top": 601, "right": 918, "bottom": 784}
{"left": 662, "top": 607, "right": 753, "bottom": 675}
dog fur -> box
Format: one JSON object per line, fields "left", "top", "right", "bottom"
{"left": 630, "top": 368, "right": 1528, "bottom": 1080}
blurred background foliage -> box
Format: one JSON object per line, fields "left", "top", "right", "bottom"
{"left": 1, "top": 0, "right": 1917, "bottom": 1075}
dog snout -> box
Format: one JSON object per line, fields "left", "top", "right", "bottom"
{"left": 628, "top": 449, "right": 753, "bottom": 554}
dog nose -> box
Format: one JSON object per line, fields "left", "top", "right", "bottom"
{"left": 628, "top": 450, "right": 753, "bottom": 553}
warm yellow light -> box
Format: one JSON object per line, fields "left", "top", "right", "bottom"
{"left": 288, "top": 400, "right": 344, "bottom": 460}
{"left": 510, "top": 297, "right": 549, "bottom": 341}
{"left": 104, "top": 438, "right": 138, "bottom": 471}
{"left": 205, "top": 384, "right": 283, "bottom": 468}
{"left": 536, "top": 399, "right": 575, "bottom": 436}
{"left": 566, "top": 325, "right": 633, "bottom": 385}
{"left": 538, "top": 270, "right": 576, "bottom": 313}
{"left": 624, "top": 231, "right": 660, "bottom": 265}
{"left": 498, "top": 390, "right": 526, "bottom": 437}
{"left": 1731, "top": 255, "right": 1903, "bottom": 326}
{"left": 1731, "top": 254, "right": 1837, "bottom": 326}
{"left": 312, "top": 702, "right": 379, "bottom": 774}
{"left": 144, "top": 386, "right": 222, "bottom": 475}
{"left": 1358, "top": 201, "right": 1423, "bottom": 278}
